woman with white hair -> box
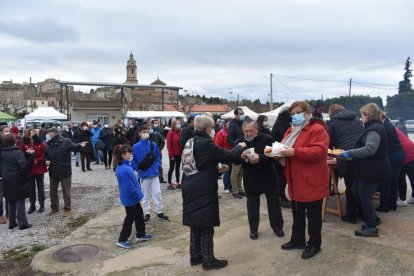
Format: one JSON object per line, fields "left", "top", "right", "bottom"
{"left": 182, "top": 115, "right": 246, "bottom": 271}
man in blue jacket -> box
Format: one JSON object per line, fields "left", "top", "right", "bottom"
{"left": 132, "top": 123, "right": 170, "bottom": 224}
{"left": 91, "top": 120, "right": 103, "bottom": 164}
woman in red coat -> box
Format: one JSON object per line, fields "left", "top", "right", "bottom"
{"left": 166, "top": 120, "right": 182, "bottom": 190}
{"left": 20, "top": 129, "right": 48, "bottom": 213}
{"left": 214, "top": 119, "right": 233, "bottom": 193}
{"left": 278, "top": 101, "right": 329, "bottom": 260}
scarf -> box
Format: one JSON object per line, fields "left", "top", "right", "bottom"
{"left": 279, "top": 118, "right": 310, "bottom": 166}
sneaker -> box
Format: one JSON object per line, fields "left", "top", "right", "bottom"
{"left": 116, "top": 241, "right": 134, "bottom": 249}
{"left": 157, "top": 213, "right": 170, "bottom": 222}
{"left": 136, "top": 234, "right": 153, "bottom": 242}
{"left": 39, "top": 206, "right": 45, "bottom": 213}
{"left": 224, "top": 189, "right": 230, "bottom": 194}
{"left": 407, "top": 197, "right": 414, "bottom": 204}
{"left": 239, "top": 191, "right": 247, "bottom": 196}
{"left": 355, "top": 228, "right": 379, "bottom": 237}
{"left": 63, "top": 210, "right": 71, "bottom": 217}
{"left": 47, "top": 210, "right": 59, "bottom": 216}
{"left": 0, "top": 216, "right": 6, "bottom": 224}
{"left": 28, "top": 206, "right": 36, "bottom": 214}
{"left": 144, "top": 214, "right": 150, "bottom": 224}
{"left": 396, "top": 199, "right": 409, "bottom": 206}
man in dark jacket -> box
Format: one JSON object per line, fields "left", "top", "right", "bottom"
{"left": 126, "top": 120, "right": 138, "bottom": 146}
{"left": 312, "top": 100, "right": 325, "bottom": 119}
{"left": 227, "top": 107, "right": 246, "bottom": 198}
{"left": 237, "top": 119, "right": 284, "bottom": 240}
{"left": 45, "top": 128, "right": 87, "bottom": 216}
{"left": 327, "top": 105, "right": 363, "bottom": 223}
{"left": 150, "top": 123, "right": 166, "bottom": 183}
{"left": 179, "top": 116, "right": 195, "bottom": 151}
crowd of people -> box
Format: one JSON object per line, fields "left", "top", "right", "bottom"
{"left": 0, "top": 101, "right": 413, "bottom": 271}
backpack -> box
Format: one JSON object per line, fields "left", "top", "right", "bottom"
{"left": 181, "top": 138, "right": 199, "bottom": 176}
{"left": 138, "top": 142, "right": 155, "bottom": 170}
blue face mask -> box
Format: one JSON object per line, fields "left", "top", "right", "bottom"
{"left": 239, "top": 115, "right": 246, "bottom": 121}
{"left": 292, "top": 112, "right": 305, "bottom": 126}
{"left": 45, "top": 134, "right": 51, "bottom": 142}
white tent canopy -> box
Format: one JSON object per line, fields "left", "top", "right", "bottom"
{"left": 220, "top": 106, "right": 258, "bottom": 120}
{"left": 125, "top": 111, "right": 186, "bottom": 119}
{"left": 258, "top": 101, "right": 294, "bottom": 126}
{"left": 25, "top": 107, "right": 67, "bottom": 120}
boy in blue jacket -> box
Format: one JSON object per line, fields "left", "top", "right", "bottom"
{"left": 132, "top": 123, "right": 170, "bottom": 223}
{"left": 115, "top": 145, "right": 152, "bottom": 249}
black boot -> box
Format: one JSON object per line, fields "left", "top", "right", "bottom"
{"left": 202, "top": 258, "right": 228, "bottom": 270}
{"left": 28, "top": 206, "right": 36, "bottom": 214}
{"left": 39, "top": 204, "right": 45, "bottom": 213}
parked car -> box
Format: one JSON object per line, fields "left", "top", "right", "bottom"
{"left": 405, "top": 120, "right": 414, "bottom": 132}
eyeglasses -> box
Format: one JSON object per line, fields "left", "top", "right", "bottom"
{"left": 291, "top": 110, "right": 304, "bottom": 115}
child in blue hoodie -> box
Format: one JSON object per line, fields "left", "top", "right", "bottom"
{"left": 132, "top": 123, "right": 170, "bottom": 224}
{"left": 115, "top": 145, "right": 152, "bottom": 249}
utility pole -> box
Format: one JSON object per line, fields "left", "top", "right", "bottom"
{"left": 349, "top": 78, "right": 352, "bottom": 97}
{"left": 270, "top": 73, "right": 273, "bottom": 110}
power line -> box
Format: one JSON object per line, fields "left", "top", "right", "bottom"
{"left": 273, "top": 75, "right": 301, "bottom": 98}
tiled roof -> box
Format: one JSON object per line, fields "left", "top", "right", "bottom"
{"left": 190, "top": 104, "right": 229, "bottom": 113}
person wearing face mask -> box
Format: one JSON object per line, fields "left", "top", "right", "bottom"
{"left": 237, "top": 118, "right": 284, "bottom": 240}
{"left": 91, "top": 120, "right": 103, "bottom": 165}
{"left": 227, "top": 107, "right": 247, "bottom": 199}
{"left": 77, "top": 122, "right": 93, "bottom": 172}
{"left": 339, "top": 104, "right": 391, "bottom": 237}
{"left": 131, "top": 123, "right": 170, "bottom": 224}
{"left": 99, "top": 123, "right": 114, "bottom": 170}
{"left": 256, "top": 115, "right": 272, "bottom": 136}
{"left": 278, "top": 101, "right": 330, "bottom": 259}
{"left": 166, "top": 120, "right": 183, "bottom": 189}
{"left": 149, "top": 123, "right": 166, "bottom": 183}
{"left": 0, "top": 126, "right": 11, "bottom": 224}
{"left": 179, "top": 116, "right": 195, "bottom": 152}
{"left": 111, "top": 126, "right": 129, "bottom": 172}
{"left": 44, "top": 127, "right": 88, "bottom": 217}
{"left": 20, "top": 129, "right": 48, "bottom": 214}
{"left": 115, "top": 144, "right": 152, "bottom": 249}
{"left": 127, "top": 120, "right": 138, "bottom": 146}
{"left": 151, "top": 119, "right": 164, "bottom": 138}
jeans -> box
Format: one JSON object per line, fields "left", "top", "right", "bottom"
{"left": 93, "top": 147, "right": 101, "bottom": 164}
{"left": 223, "top": 163, "right": 232, "bottom": 191}
{"left": 74, "top": 152, "right": 80, "bottom": 164}
{"left": 352, "top": 179, "right": 379, "bottom": 229}
{"left": 246, "top": 189, "right": 284, "bottom": 234}
{"left": 168, "top": 156, "right": 181, "bottom": 183}
{"left": 118, "top": 203, "right": 146, "bottom": 242}
{"left": 379, "top": 150, "right": 404, "bottom": 209}
{"left": 398, "top": 161, "right": 414, "bottom": 200}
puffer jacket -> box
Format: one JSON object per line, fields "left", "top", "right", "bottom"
{"left": 327, "top": 110, "right": 363, "bottom": 150}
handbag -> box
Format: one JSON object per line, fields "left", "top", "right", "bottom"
{"left": 95, "top": 140, "right": 106, "bottom": 150}
{"left": 138, "top": 142, "right": 155, "bottom": 170}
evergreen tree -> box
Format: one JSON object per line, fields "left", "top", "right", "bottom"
{"left": 398, "top": 57, "right": 412, "bottom": 94}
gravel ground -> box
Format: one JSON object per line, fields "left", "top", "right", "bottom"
{"left": 0, "top": 161, "right": 119, "bottom": 257}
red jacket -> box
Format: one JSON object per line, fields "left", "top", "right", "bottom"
{"left": 214, "top": 127, "right": 232, "bottom": 150}
{"left": 283, "top": 120, "right": 330, "bottom": 202}
{"left": 395, "top": 128, "right": 414, "bottom": 164}
{"left": 167, "top": 129, "right": 182, "bottom": 157}
{"left": 20, "top": 142, "right": 48, "bottom": 176}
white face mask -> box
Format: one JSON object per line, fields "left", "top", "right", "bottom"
{"left": 176, "top": 123, "right": 181, "bottom": 129}
{"left": 153, "top": 124, "right": 159, "bottom": 128}
{"left": 141, "top": 133, "right": 150, "bottom": 140}
{"left": 210, "top": 129, "right": 215, "bottom": 139}
{"left": 46, "top": 134, "right": 51, "bottom": 142}
{"left": 126, "top": 156, "right": 133, "bottom": 162}
{"left": 83, "top": 127, "right": 88, "bottom": 130}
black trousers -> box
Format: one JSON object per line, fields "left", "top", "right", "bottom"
{"left": 102, "top": 149, "right": 113, "bottom": 167}
{"left": 275, "top": 164, "right": 288, "bottom": 200}
{"left": 246, "top": 189, "right": 284, "bottom": 234}
{"left": 343, "top": 174, "right": 361, "bottom": 217}
{"left": 190, "top": 227, "right": 214, "bottom": 263}
{"left": 168, "top": 156, "right": 181, "bottom": 183}
{"left": 28, "top": 174, "right": 45, "bottom": 208}
{"left": 118, "top": 203, "right": 146, "bottom": 242}
{"left": 290, "top": 199, "right": 323, "bottom": 248}
{"left": 80, "top": 152, "right": 91, "bottom": 170}
{"left": 398, "top": 161, "right": 414, "bottom": 200}
{"left": 159, "top": 152, "right": 165, "bottom": 181}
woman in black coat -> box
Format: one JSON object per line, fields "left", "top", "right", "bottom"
{"left": 182, "top": 115, "right": 246, "bottom": 271}
{"left": 271, "top": 107, "right": 291, "bottom": 207}
{"left": 2, "top": 134, "right": 33, "bottom": 230}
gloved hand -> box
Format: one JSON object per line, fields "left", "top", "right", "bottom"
{"left": 339, "top": 151, "right": 351, "bottom": 159}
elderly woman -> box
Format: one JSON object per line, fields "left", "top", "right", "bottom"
{"left": 182, "top": 115, "right": 246, "bottom": 271}
{"left": 278, "top": 101, "right": 329, "bottom": 260}
{"left": 340, "top": 103, "right": 391, "bottom": 237}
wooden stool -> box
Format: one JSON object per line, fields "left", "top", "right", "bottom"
{"left": 322, "top": 159, "right": 344, "bottom": 222}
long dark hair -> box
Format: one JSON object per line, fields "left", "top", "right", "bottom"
{"left": 115, "top": 144, "right": 132, "bottom": 165}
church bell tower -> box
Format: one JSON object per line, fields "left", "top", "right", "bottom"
{"left": 125, "top": 52, "right": 138, "bottom": 84}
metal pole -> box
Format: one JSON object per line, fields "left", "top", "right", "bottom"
{"left": 270, "top": 73, "right": 273, "bottom": 110}
{"left": 65, "top": 86, "right": 69, "bottom": 119}
{"left": 349, "top": 78, "right": 352, "bottom": 97}
{"left": 161, "top": 88, "right": 164, "bottom": 111}
{"left": 121, "top": 87, "right": 124, "bottom": 116}
{"left": 176, "top": 89, "right": 179, "bottom": 111}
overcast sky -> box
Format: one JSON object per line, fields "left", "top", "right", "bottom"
{"left": 0, "top": 0, "right": 412, "bottom": 105}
